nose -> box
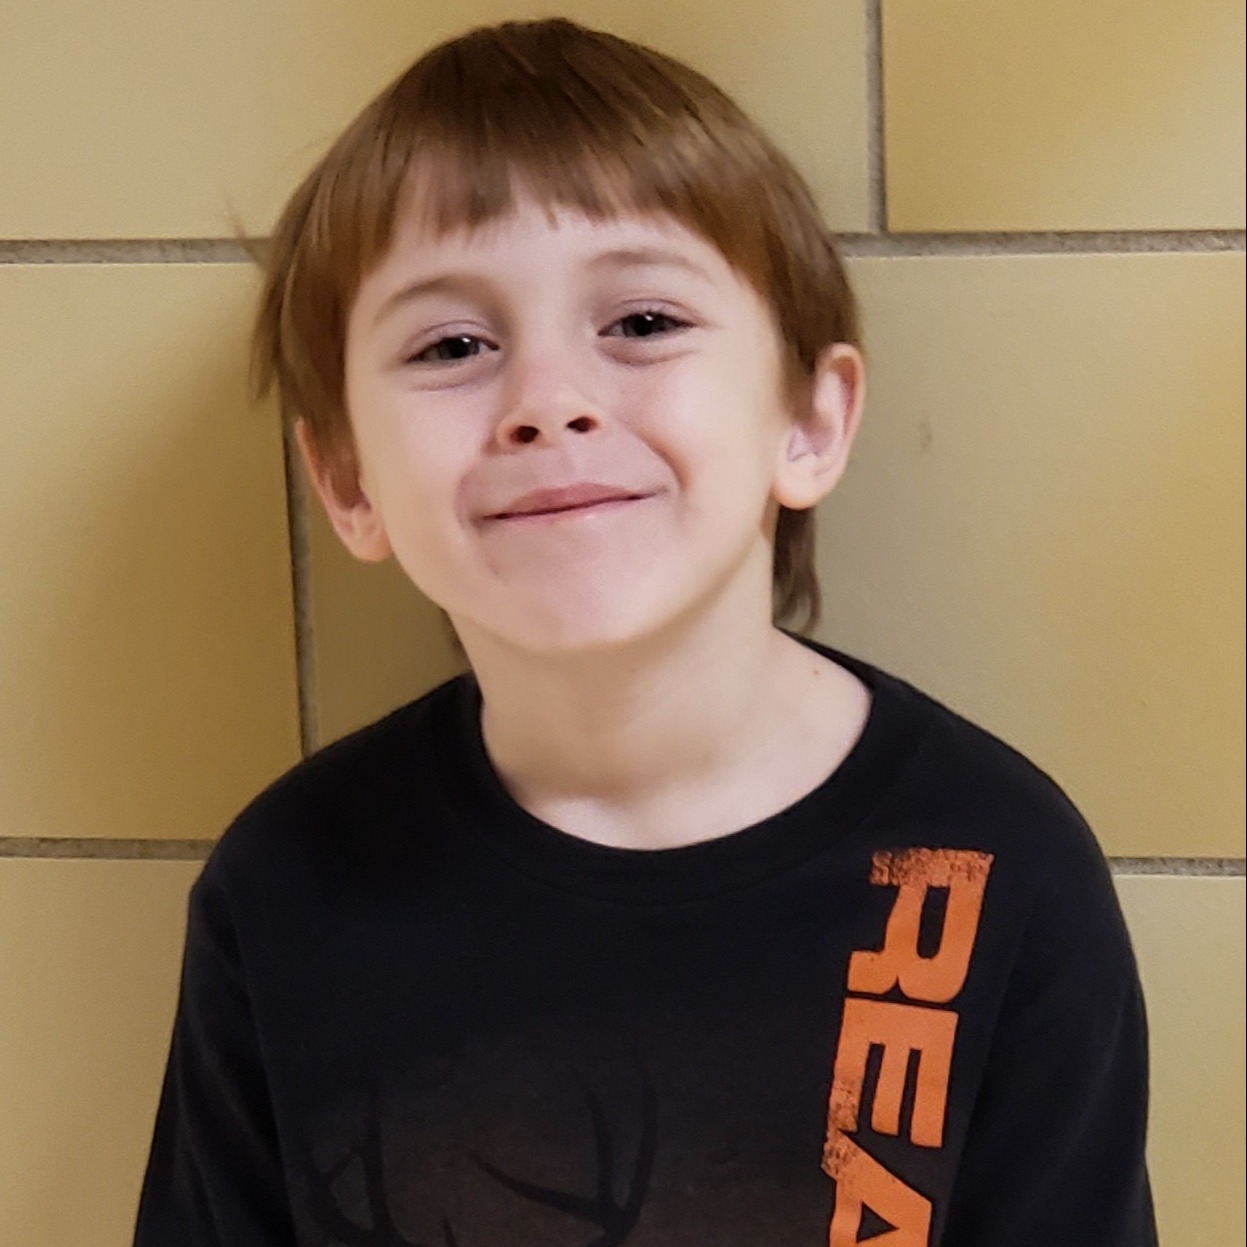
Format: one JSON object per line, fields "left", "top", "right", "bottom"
{"left": 493, "top": 350, "right": 605, "bottom": 450}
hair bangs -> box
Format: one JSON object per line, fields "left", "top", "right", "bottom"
{"left": 381, "top": 24, "right": 766, "bottom": 267}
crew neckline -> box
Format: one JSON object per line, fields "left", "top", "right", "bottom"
{"left": 429, "top": 637, "right": 929, "bottom": 903}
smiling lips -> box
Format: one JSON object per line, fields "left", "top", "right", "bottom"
{"left": 489, "top": 483, "right": 651, "bottom": 521}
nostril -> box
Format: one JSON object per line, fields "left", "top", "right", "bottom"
{"left": 514, "top": 425, "right": 540, "bottom": 445}
{"left": 568, "top": 416, "right": 594, "bottom": 433}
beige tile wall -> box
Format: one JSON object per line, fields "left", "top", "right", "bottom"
{"left": 0, "top": 859, "right": 203, "bottom": 1246}
{"left": 0, "top": 0, "right": 868, "bottom": 239}
{"left": 882, "top": 0, "right": 1246, "bottom": 232}
{"left": 0, "top": 265, "right": 300, "bottom": 840}
{"left": 821, "top": 252, "right": 1245, "bottom": 858}
{"left": 1116, "top": 876, "right": 1246, "bottom": 1246}
{"left": 1, "top": 2, "right": 1241, "bottom": 1244}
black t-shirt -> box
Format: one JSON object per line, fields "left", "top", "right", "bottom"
{"left": 134, "top": 642, "right": 1157, "bottom": 1245}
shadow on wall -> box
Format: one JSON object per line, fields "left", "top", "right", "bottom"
{"left": 303, "top": 490, "right": 468, "bottom": 749}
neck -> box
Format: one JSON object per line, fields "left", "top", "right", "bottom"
{"left": 454, "top": 590, "right": 868, "bottom": 850}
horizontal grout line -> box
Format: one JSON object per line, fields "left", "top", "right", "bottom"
{"left": 0, "top": 838, "right": 215, "bottom": 860}
{"left": 839, "top": 230, "right": 1245, "bottom": 257}
{"left": 1109, "top": 857, "right": 1245, "bottom": 877}
{"left": 0, "top": 838, "right": 1240, "bottom": 876}
{"left": 0, "top": 230, "right": 1242, "bottom": 265}
{"left": 0, "top": 239, "right": 257, "bottom": 264}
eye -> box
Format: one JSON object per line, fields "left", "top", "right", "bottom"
{"left": 406, "top": 334, "right": 494, "bottom": 365}
{"left": 604, "top": 310, "right": 690, "bottom": 340}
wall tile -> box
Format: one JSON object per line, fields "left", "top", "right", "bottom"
{"left": 882, "top": 0, "right": 1246, "bottom": 231}
{"left": 1116, "top": 875, "right": 1246, "bottom": 1246}
{"left": 819, "top": 253, "right": 1245, "bottom": 856}
{"left": 0, "top": 265, "right": 300, "bottom": 840}
{"left": 1, "top": 0, "right": 868, "bottom": 240}
{"left": 0, "top": 858, "right": 202, "bottom": 1247}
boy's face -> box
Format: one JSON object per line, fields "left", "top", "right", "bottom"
{"left": 316, "top": 191, "right": 859, "bottom": 656}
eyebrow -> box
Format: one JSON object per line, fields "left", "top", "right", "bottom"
{"left": 371, "top": 245, "right": 715, "bottom": 330}
{"left": 371, "top": 273, "right": 488, "bottom": 331}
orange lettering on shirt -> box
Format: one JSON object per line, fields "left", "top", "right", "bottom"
{"left": 823, "top": 1127, "right": 933, "bottom": 1246}
{"left": 847, "top": 849, "right": 994, "bottom": 1004}
{"left": 827, "top": 998, "right": 958, "bottom": 1148}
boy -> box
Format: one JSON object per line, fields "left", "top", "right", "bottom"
{"left": 135, "top": 18, "right": 1156, "bottom": 1246}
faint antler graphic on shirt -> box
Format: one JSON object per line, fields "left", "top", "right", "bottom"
{"left": 471, "top": 1065, "right": 658, "bottom": 1247}
{"left": 304, "top": 1085, "right": 459, "bottom": 1247}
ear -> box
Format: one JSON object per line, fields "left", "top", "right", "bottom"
{"left": 294, "top": 421, "right": 393, "bottom": 563}
{"left": 772, "top": 343, "right": 865, "bottom": 511}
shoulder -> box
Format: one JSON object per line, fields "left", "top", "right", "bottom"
{"left": 197, "top": 672, "right": 475, "bottom": 901}
{"left": 811, "top": 648, "right": 1142, "bottom": 1028}
{"left": 849, "top": 652, "right": 1134, "bottom": 972}
{"left": 810, "top": 639, "right": 1078, "bottom": 820}
{"left": 806, "top": 640, "right": 1124, "bottom": 938}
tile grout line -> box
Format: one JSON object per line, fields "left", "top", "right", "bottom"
{"left": 0, "top": 238, "right": 256, "bottom": 263}
{"left": 0, "top": 837, "right": 1242, "bottom": 874}
{"left": 838, "top": 230, "right": 1246, "bottom": 257}
{"left": 281, "top": 423, "right": 320, "bottom": 757}
{"left": 1109, "top": 858, "right": 1246, "bottom": 877}
{"left": 864, "top": 0, "right": 887, "bottom": 235}
{"left": 0, "top": 839, "right": 216, "bottom": 860}
{"left": 1, "top": 232, "right": 1241, "bottom": 266}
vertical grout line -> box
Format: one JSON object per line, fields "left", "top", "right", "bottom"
{"left": 864, "top": 0, "right": 888, "bottom": 234}
{"left": 281, "top": 422, "right": 320, "bottom": 757}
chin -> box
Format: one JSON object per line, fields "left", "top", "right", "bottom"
{"left": 508, "top": 610, "right": 664, "bottom": 657}
{"left": 480, "top": 582, "right": 692, "bottom": 658}
{"left": 449, "top": 549, "right": 762, "bottom": 660}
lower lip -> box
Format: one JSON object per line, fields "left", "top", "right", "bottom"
{"left": 491, "top": 497, "right": 650, "bottom": 526}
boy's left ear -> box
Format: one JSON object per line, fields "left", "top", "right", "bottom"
{"left": 773, "top": 342, "right": 865, "bottom": 511}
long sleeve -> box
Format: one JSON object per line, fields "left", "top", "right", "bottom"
{"left": 133, "top": 861, "right": 296, "bottom": 1246}
{"left": 942, "top": 844, "right": 1157, "bottom": 1245}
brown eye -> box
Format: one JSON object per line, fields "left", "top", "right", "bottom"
{"left": 608, "top": 311, "right": 687, "bottom": 339}
{"left": 411, "top": 335, "right": 489, "bottom": 364}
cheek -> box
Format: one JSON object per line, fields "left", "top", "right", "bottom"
{"left": 630, "top": 366, "right": 731, "bottom": 465}
{"left": 666, "top": 361, "right": 787, "bottom": 469}
{"left": 349, "top": 386, "right": 462, "bottom": 495}
{"left": 367, "top": 441, "right": 460, "bottom": 527}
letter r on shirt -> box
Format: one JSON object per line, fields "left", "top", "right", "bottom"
{"left": 847, "top": 849, "right": 994, "bottom": 1004}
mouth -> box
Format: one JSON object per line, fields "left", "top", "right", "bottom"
{"left": 488, "top": 485, "right": 654, "bottom": 523}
